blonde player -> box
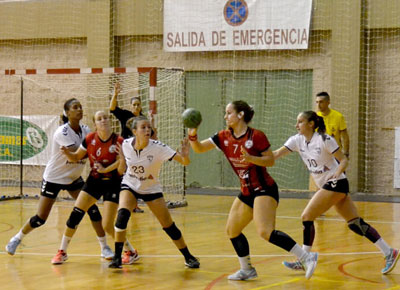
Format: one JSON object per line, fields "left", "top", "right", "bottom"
{"left": 108, "top": 116, "right": 199, "bottom": 269}
{"left": 51, "top": 111, "right": 138, "bottom": 265}
{"left": 274, "top": 111, "right": 399, "bottom": 274}
{"left": 110, "top": 82, "right": 157, "bottom": 213}
{"left": 6, "top": 99, "right": 113, "bottom": 259}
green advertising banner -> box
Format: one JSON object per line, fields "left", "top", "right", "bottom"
{"left": 0, "top": 115, "right": 59, "bottom": 165}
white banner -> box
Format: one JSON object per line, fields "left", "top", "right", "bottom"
{"left": 394, "top": 127, "right": 400, "bottom": 188}
{"left": 0, "top": 115, "right": 59, "bottom": 165}
{"left": 164, "top": 0, "right": 312, "bottom": 52}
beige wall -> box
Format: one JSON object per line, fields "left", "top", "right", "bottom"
{"left": 1, "top": 0, "right": 400, "bottom": 195}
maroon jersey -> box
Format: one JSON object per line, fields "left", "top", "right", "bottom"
{"left": 211, "top": 127, "right": 275, "bottom": 196}
{"left": 82, "top": 132, "right": 123, "bottom": 179}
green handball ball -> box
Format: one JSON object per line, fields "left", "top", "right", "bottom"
{"left": 182, "top": 108, "right": 202, "bottom": 128}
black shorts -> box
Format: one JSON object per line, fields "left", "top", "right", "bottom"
{"left": 322, "top": 178, "right": 349, "bottom": 194}
{"left": 121, "top": 184, "right": 163, "bottom": 202}
{"left": 238, "top": 182, "right": 279, "bottom": 208}
{"left": 82, "top": 175, "right": 121, "bottom": 204}
{"left": 40, "top": 177, "right": 84, "bottom": 199}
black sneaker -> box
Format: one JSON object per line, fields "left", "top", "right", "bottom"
{"left": 185, "top": 257, "right": 200, "bottom": 268}
{"left": 108, "top": 257, "right": 122, "bottom": 269}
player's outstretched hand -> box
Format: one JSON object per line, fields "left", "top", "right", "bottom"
{"left": 180, "top": 138, "right": 190, "bottom": 157}
{"left": 148, "top": 110, "right": 155, "bottom": 126}
{"left": 114, "top": 82, "right": 121, "bottom": 96}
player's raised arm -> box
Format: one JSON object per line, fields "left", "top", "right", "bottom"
{"left": 109, "top": 82, "right": 120, "bottom": 112}
{"left": 187, "top": 127, "right": 215, "bottom": 153}
{"left": 182, "top": 108, "right": 214, "bottom": 153}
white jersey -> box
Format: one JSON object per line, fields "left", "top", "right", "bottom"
{"left": 121, "top": 137, "right": 176, "bottom": 194}
{"left": 284, "top": 132, "right": 346, "bottom": 188}
{"left": 43, "top": 123, "right": 90, "bottom": 184}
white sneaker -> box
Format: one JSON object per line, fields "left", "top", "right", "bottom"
{"left": 382, "top": 248, "right": 400, "bottom": 274}
{"left": 5, "top": 238, "right": 21, "bottom": 255}
{"left": 101, "top": 245, "right": 114, "bottom": 260}
{"left": 282, "top": 260, "right": 305, "bottom": 271}
{"left": 301, "top": 252, "right": 318, "bottom": 279}
{"left": 228, "top": 267, "right": 258, "bottom": 280}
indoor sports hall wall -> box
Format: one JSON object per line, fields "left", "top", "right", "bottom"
{"left": 0, "top": 0, "right": 399, "bottom": 196}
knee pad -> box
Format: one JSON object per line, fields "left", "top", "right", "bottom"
{"left": 66, "top": 207, "right": 85, "bottom": 229}
{"left": 230, "top": 233, "right": 249, "bottom": 257}
{"left": 115, "top": 208, "right": 131, "bottom": 232}
{"left": 87, "top": 204, "right": 102, "bottom": 222}
{"left": 348, "top": 217, "right": 369, "bottom": 236}
{"left": 268, "top": 230, "right": 296, "bottom": 252}
{"left": 163, "top": 222, "right": 182, "bottom": 240}
{"left": 29, "top": 215, "right": 46, "bottom": 228}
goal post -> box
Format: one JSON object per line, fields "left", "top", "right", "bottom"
{"left": 0, "top": 67, "right": 187, "bottom": 206}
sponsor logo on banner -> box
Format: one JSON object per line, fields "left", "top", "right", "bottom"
{"left": 0, "top": 115, "right": 59, "bottom": 165}
{"left": 0, "top": 116, "right": 47, "bottom": 161}
{"left": 164, "top": 0, "right": 312, "bottom": 51}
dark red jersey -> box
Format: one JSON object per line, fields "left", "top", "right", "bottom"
{"left": 211, "top": 127, "right": 276, "bottom": 196}
{"left": 82, "top": 132, "right": 123, "bottom": 179}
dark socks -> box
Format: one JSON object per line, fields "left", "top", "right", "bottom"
{"left": 114, "top": 242, "right": 124, "bottom": 259}
{"left": 303, "top": 221, "right": 315, "bottom": 246}
{"left": 179, "top": 246, "right": 195, "bottom": 261}
{"left": 230, "top": 233, "right": 250, "bottom": 257}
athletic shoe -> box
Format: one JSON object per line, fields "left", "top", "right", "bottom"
{"left": 185, "top": 257, "right": 200, "bottom": 268}
{"left": 101, "top": 245, "right": 114, "bottom": 260}
{"left": 382, "top": 248, "right": 400, "bottom": 274}
{"left": 282, "top": 260, "right": 305, "bottom": 271}
{"left": 227, "top": 267, "right": 258, "bottom": 280}
{"left": 108, "top": 256, "right": 122, "bottom": 269}
{"left": 5, "top": 238, "right": 21, "bottom": 255}
{"left": 133, "top": 207, "right": 144, "bottom": 213}
{"left": 51, "top": 250, "right": 68, "bottom": 265}
{"left": 122, "top": 250, "right": 140, "bottom": 265}
{"left": 301, "top": 252, "right": 318, "bottom": 279}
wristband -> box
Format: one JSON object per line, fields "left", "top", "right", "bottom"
{"left": 188, "top": 134, "right": 198, "bottom": 141}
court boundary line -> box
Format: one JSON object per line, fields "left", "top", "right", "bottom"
{"left": 3, "top": 201, "right": 400, "bottom": 225}
{"left": 0, "top": 251, "right": 382, "bottom": 258}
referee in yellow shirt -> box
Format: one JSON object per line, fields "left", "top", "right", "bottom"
{"left": 315, "top": 92, "right": 350, "bottom": 158}
{"left": 308, "top": 92, "right": 350, "bottom": 193}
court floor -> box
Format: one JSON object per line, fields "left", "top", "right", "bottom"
{"left": 0, "top": 194, "right": 399, "bottom": 289}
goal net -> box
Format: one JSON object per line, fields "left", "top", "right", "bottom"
{"left": 0, "top": 68, "right": 187, "bottom": 206}
{"left": 1, "top": 0, "right": 400, "bottom": 196}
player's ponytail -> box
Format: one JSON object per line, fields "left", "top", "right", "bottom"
{"left": 231, "top": 100, "right": 254, "bottom": 123}
{"left": 316, "top": 115, "right": 326, "bottom": 137}
{"left": 302, "top": 111, "right": 327, "bottom": 140}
